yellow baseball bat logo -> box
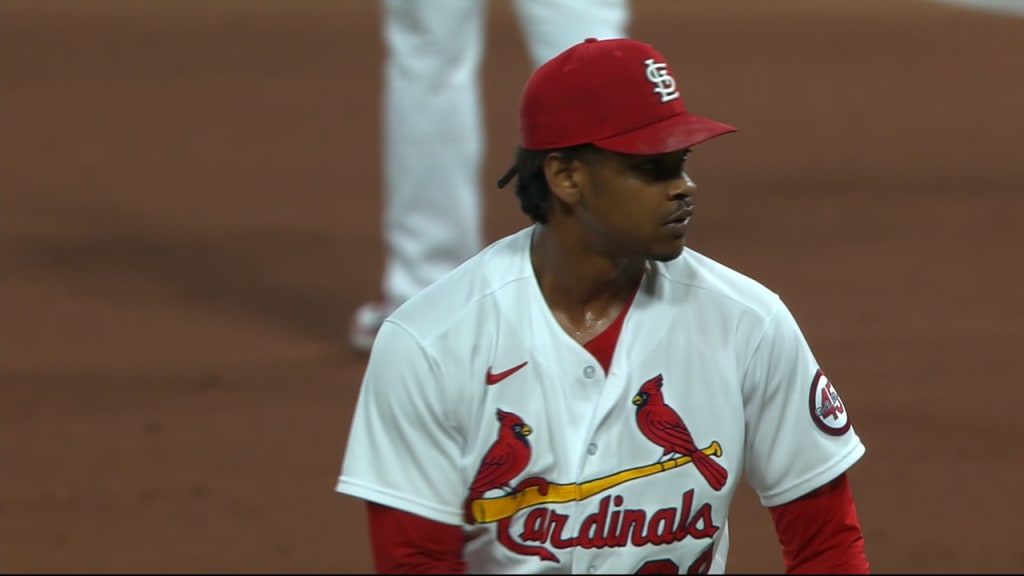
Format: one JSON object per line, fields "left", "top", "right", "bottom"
{"left": 470, "top": 441, "right": 722, "bottom": 524}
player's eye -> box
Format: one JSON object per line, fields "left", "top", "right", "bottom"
{"left": 678, "top": 150, "right": 691, "bottom": 173}
{"left": 634, "top": 150, "right": 690, "bottom": 181}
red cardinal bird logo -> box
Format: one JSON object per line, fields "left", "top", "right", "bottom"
{"left": 464, "top": 409, "right": 533, "bottom": 523}
{"left": 633, "top": 374, "right": 728, "bottom": 491}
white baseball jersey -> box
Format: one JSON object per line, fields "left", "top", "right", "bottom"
{"left": 337, "top": 226, "right": 865, "bottom": 574}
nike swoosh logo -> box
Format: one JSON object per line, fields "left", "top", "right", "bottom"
{"left": 485, "top": 361, "right": 529, "bottom": 386}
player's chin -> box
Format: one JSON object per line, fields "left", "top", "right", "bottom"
{"left": 647, "top": 237, "right": 687, "bottom": 262}
{"left": 645, "top": 222, "right": 688, "bottom": 256}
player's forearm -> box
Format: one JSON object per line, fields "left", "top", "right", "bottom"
{"left": 768, "top": 473, "right": 870, "bottom": 574}
{"left": 366, "top": 502, "right": 466, "bottom": 574}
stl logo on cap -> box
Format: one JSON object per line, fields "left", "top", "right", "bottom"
{"left": 644, "top": 58, "right": 680, "bottom": 103}
{"left": 517, "top": 37, "right": 736, "bottom": 154}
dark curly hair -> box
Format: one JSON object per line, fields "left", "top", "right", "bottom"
{"left": 496, "top": 144, "right": 600, "bottom": 224}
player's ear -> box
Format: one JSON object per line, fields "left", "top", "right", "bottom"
{"left": 543, "top": 152, "right": 588, "bottom": 206}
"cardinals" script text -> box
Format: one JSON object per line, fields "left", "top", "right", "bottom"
{"left": 506, "top": 489, "right": 719, "bottom": 551}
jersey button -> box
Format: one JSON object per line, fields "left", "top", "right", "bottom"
{"left": 587, "top": 565, "right": 597, "bottom": 574}
{"left": 587, "top": 442, "right": 598, "bottom": 456}
{"left": 582, "top": 365, "right": 596, "bottom": 379}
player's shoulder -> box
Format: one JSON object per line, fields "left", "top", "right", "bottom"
{"left": 385, "top": 227, "right": 535, "bottom": 344}
{"left": 656, "top": 247, "right": 782, "bottom": 317}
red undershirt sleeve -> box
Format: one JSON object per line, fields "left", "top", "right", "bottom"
{"left": 366, "top": 502, "right": 466, "bottom": 574}
{"left": 767, "top": 472, "right": 870, "bottom": 574}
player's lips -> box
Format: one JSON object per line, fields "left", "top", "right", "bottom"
{"left": 662, "top": 206, "right": 694, "bottom": 235}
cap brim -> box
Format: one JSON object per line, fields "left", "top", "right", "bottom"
{"left": 592, "top": 112, "right": 737, "bottom": 155}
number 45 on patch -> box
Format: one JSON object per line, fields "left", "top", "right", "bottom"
{"left": 809, "top": 369, "right": 851, "bottom": 436}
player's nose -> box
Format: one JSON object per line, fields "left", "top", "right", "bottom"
{"left": 668, "top": 171, "right": 697, "bottom": 200}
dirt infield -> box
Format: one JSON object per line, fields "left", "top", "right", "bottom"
{"left": 2, "top": 0, "right": 1023, "bottom": 573}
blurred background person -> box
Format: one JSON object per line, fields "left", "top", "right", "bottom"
{"left": 350, "top": 0, "right": 631, "bottom": 352}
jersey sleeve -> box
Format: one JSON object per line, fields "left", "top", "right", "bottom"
{"left": 740, "top": 297, "right": 866, "bottom": 507}
{"left": 336, "top": 320, "right": 466, "bottom": 526}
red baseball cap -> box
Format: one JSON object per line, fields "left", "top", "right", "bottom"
{"left": 519, "top": 37, "right": 736, "bottom": 154}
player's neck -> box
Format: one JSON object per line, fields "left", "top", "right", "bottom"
{"left": 530, "top": 224, "right": 644, "bottom": 318}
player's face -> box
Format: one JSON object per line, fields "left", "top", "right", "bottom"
{"left": 578, "top": 148, "right": 697, "bottom": 261}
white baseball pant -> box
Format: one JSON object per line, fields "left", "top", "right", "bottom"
{"left": 379, "top": 0, "right": 631, "bottom": 306}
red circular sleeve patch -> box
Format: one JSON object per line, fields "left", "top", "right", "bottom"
{"left": 808, "top": 369, "right": 851, "bottom": 436}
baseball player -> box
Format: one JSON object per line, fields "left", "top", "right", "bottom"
{"left": 337, "top": 38, "right": 870, "bottom": 574}
{"left": 350, "top": 0, "right": 631, "bottom": 351}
